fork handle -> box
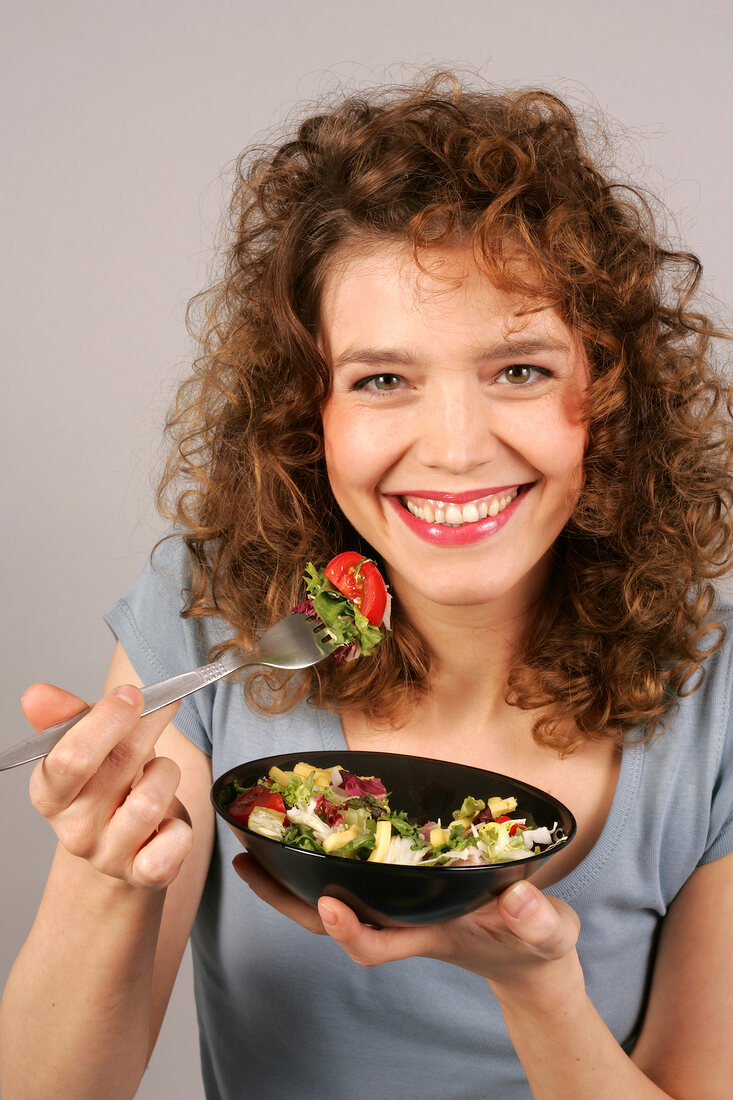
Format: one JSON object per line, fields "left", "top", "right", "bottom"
{"left": 139, "top": 650, "right": 247, "bottom": 713}
{"left": 0, "top": 651, "right": 252, "bottom": 770}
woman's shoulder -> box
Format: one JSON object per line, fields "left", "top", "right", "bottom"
{"left": 102, "top": 534, "right": 236, "bottom": 750}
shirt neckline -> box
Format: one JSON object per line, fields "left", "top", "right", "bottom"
{"left": 546, "top": 739, "right": 645, "bottom": 901}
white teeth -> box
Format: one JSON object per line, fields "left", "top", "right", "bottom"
{"left": 403, "top": 488, "right": 519, "bottom": 527}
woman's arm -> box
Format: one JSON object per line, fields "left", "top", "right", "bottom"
{"left": 234, "top": 851, "right": 733, "bottom": 1099}
{"left": 0, "top": 644, "right": 215, "bottom": 1100}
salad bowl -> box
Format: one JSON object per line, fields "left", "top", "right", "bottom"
{"left": 211, "top": 750, "right": 576, "bottom": 927}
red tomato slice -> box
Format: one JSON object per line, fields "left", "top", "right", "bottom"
{"left": 324, "top": 552, "right": 387, "bottom": 626}
{"left": 227, "top": 785, "right": 286, "bottom": 827}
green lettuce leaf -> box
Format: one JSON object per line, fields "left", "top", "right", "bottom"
{"left": 453, "top": 796, "right": 486, "bottom": 820}
{"left": 281, "top": 825, "right": 326, "bottom": 854}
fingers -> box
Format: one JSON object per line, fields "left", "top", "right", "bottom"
{"left": 496, "top": 882, "right": 580, "bottom": 960}
{"left": 101, "top": 756, "right": 188, "bottom": 882}
{"left": 317, "top": 898, "right": 439, "bottom": 965}
{"left": 26, "top": 684, "right": 189, "bottom": 888}
{"left": 315, "top": 883, "right": 581, "bottom": 975}
{"left": 79, "top": 697, "right": 181, "bottom": 810}
{"left": 232, "top": 853, "right": 326, "bottom": 935}
{"left": 21, "top": 682, "right": 89, "bottom": 732}
{"left": 29, "top": 688, "right": 178, "bottom": 818}
{"left": 130, "top": 814, "right": 194, "bottom": 889}
{"left": 29, "top": 686, "right": 142, "bottom": 814}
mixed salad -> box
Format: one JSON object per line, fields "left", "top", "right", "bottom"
{"left": 293, "top": 552, "right": 391, "bottom": 660}
{"left": 221, "top": 761, "right": 568, "bottom": 866}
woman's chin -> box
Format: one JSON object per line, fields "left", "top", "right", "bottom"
{"left": 393, "top": 580, "right": 519, "bottom": 617}
{"left": 386, "top": 557, "right": 553, "bottom": 620}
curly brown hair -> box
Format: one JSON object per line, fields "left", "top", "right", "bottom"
{"left": 156, "top": 72, "right": 733, "bottom": 755}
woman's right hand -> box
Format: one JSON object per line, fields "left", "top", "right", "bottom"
{"left": 23, "top": 683, "right": 193, "bottom": 889}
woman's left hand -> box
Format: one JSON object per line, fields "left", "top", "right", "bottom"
{"left": 232, "top": 852, "right": 580, "bottom": 989}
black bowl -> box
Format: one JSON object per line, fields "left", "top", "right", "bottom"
{"left": 211, "top": 750, "right": 576, "bottom": 927}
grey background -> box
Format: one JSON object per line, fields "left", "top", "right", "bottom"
{"left": 2, "top": 2, "right": 731, "bottom": 1097}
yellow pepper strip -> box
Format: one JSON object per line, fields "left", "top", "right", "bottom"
{"left": 293, "top": 762, "right": 335, "bottom": 788}
{"left": 322, "top": 826, "right": 360, "bottom": 853}
{"left": 368, "top": 819, "right": 392, "bottom": 862}
{"left": 268, "top": 766, "right": 293, "bottom": 786}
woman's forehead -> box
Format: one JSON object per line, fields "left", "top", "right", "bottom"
{"left": 319, "top": 240, "right": 569, "bottom": 348}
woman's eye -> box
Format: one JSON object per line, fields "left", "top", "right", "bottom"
{"left": 498, "top": 364, "right": 550, "bottom": 386}
{"left": 355, "top": 373, "right": 404, "bottom": 392}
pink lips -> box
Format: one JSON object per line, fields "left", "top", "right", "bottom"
{"left": 385, "top": 487, "right": 529, "bottom": 547}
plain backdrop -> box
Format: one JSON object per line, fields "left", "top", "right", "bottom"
{"left": 2, "top": 2, "right": 731, "bottom": 1097}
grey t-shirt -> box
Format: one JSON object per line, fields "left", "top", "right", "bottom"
{"left": 104, "top": 536, "right": 733, "bottom": 1100}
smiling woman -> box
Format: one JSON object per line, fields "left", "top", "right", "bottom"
{"left": 2, "top": 72, "right": 732, "bottom": 1100}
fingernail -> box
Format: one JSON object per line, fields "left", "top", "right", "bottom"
{"left": 503, "top": 881, "right": 538, "bottom": 918}
{"left": 318, "top": 899, "right": 338, "bottom": 927}
{"left": 114, "top": 685, "right": 142, "bottom": 708}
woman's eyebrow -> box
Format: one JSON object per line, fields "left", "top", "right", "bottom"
{"left": 331, "top": 336, "right": 570, "bottom": 370}
{"left": 472, "top": 336, "right": 572, "bottom": 361}
{"left": 330, "top": 347, "right": 416, "bottom": 371}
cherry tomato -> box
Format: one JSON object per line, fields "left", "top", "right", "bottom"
{"left": 227, "top": 785, "right": 286, "bottom": 826}
{"left": 324, "top": 552, "right": 388, "bottom": 626}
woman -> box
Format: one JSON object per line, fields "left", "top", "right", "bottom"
{"left": 1, "top": 74, "right": 731, "bottom": 1098}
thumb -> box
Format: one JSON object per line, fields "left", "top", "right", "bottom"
{"left": 496, "top": 881, "right": 579, "bottom": 960}
{"left": 21, "top": 683, "right": 89, "bottom": 732}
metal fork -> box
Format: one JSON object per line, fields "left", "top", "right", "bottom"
{"left": 0, "top": 613, "right": 333, "bottom": 771}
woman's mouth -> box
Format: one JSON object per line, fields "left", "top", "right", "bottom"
{"left": 401, "top": 488, "right": 519, "bottom": 526}
{"left": 385, "top": 485, "right": 531, "bottom": 546}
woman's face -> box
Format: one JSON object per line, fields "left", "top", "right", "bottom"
{"left": 320, "top": 243, "right": 588, "bottom": 619}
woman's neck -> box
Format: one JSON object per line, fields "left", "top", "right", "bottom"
{"left": 396, "top": 563, "right": 547, "bottom": 702}
{"left": 421, "top": 608, "right": 521, "bottom": 709}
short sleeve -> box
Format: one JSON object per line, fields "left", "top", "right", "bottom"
{"left": 699, "top": 617, "right": 733, "bottom": 865}
{"left": 103, "top": 535, "right": 231, "bottom": 757}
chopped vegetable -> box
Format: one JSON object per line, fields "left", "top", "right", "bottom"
{"left": 226, "top": 784, "right": 287, "bottom": 827}
{"left": 367, "top": 819, "right": 392, "bottom": 863}
{"left": 246, "top": 806, "right": 287, "bottom": 841}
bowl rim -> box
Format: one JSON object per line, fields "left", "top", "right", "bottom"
{"left": 211, "top": 749, "right": 577, "bottom": 873}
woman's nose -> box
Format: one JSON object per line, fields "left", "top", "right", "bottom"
{"left": 415, "top": 385, "right": 498, "bottom": 475}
